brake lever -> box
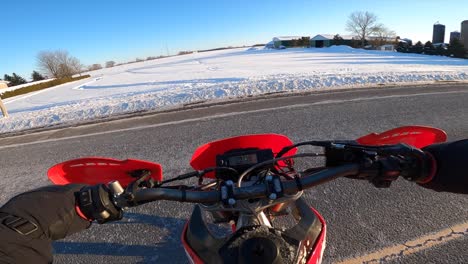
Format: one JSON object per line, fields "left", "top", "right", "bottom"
{"left": 116, "top": 170, "right": 156, "bottom": 207}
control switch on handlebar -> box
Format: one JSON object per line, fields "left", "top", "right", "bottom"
{"left": 76, "top": 184, "right": 123, "bottom": 224}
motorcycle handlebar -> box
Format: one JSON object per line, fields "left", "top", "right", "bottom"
{"left": 121, "top": 163, "right": 360, "bottom": 207}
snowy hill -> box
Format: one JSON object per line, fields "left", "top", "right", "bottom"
{"left": 1, "top": 46, "right": 468, "bottom": 133}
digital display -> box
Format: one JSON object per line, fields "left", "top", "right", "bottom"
{"left": 227, "top": 153, "right": 258, "bottom": 166}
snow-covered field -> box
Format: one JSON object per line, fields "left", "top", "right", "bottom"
{"left": 1, "top": 46, "right": 468, "bottom": 134}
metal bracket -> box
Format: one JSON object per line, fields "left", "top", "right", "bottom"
{"left": 220, "top": 180, "right": 236, "bottom": 206}
{"left": 265, "top": 175, "right": 283, "bottom": 200}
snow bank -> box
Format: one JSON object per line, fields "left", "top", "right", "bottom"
{"left": 1, "top": 47, "right": 467, "bottom": 133}
{"left": 326, "top": 45, "right": 357, "bottom": 52}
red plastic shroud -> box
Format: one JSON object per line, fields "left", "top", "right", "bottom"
{"left": 306, "top": 208, "right": 327, "bottom": 264}
{"left": 356, "top": 126, "right": 447, "bottom": 148}
{"left": 190, "top": 134, "right": 297, "bottom": 179}
{"left": 181, "top": 222, "right": 204, "bottom": 264}
{"left": 47, "top": 157, "right": 163, "bottom": 187}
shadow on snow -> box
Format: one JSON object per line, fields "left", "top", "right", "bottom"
{"left": 80, "top": 77, "right": 246, "bottom": 90}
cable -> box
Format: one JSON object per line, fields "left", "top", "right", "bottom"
{"left": 161, "top": 167, "right": 239, "bottom": 186}
{"left": 236, "top": 153, "right": 324, "bottom": 187}
{"left": 276, "top": 141, "right": 331, "bottom": 158}
{"left": 202, "top": 167, "right": 239, "bottom": 176}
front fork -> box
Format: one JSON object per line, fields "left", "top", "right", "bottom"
{"left": 235, "top": 211, "right": 272, "bottom": 231}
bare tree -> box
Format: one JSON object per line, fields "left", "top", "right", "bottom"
{"left": 88, "top": 64, "right": 103, "bottom": 71}
{"left": 370, "top": 26, "right": 397, "bottom": 47}
{"left": 37, "top": 50, "right": 82, "bottom": 78}
{"left": 37, "top": 51, "right": 60, "bottom": 78}
{"left": 70, "top": 58, "right": 84, "bottom": 76}
{"left": 346, "top": 11, "right": 383, "bottom": 47}
{"left": 105, "top": 61, "right": 116, "bottom": 68}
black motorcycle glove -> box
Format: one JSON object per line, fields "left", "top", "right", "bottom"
{"left": 325, "top": 143, "right": 434, "bottom": 188}
{"left": 0, "top": 184, "right": 92, "bottom": 263}
{"left": 0, "top": 184, "right": 91, "bottom": 241}
{"left": 421, "top": 139, "right": 468, "bottom": 194}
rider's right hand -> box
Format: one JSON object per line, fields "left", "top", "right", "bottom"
{"left": 419, "top": 139, "right": 468, "bottom": 194}
{"left": 76, "top": 184, "right": 123, "bottom": 224}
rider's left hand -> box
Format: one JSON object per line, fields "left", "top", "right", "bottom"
{"left": 0, "top": 184, "right": 91, "bottom": 241}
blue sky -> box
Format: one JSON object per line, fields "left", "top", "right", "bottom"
{"left": 2, "top": 0, "right": 467, "bottom": 79}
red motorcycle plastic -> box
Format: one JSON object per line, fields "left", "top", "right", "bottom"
{"left": 47, "top": 126, "right": 446, "bottom": 263}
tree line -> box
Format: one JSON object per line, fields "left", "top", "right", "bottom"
{"left": 279, "top": 11, "right": 396, "bottom": 49}
{"left": 396, "top": 39, "right": 466, "bottom": 58}
{"left": 345, "top": 11, "right": 466, "bottom": 58}
{"left": 1, "top": 50, "right": 121, "bottom": 87}
{"left": 1, "top": 48, "right": 181, "bottom": 88}
{"left": 2, "top": 71, "right": 46, "bottom": 86}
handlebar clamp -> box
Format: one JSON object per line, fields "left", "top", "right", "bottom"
{"left": 221, "top": 181, "right": 236, "bottom": 206}
{"left": 265, "top": 175, "right": 284, "bottom": 200}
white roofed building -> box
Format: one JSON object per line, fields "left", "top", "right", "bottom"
{"left": 264, "top": 41, "right": 275, "bottom": 49}
{"left": 310, "top": 34, "right": 355, "bottom": 48}
{"left": 398, "top": 38, "right": 412, "bottom": 45}
{"left": 379, "top": 44, "right": 395, "bottom": 51}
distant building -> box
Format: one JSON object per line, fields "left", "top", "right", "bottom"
{"left": 433, "top": 43, "right": 448, "bottom": 48}
{"left": 432, "top": 23, "right": 445, "bottom": 44}
{"left": 450, "top": 31, "right": 461, "bottom": 43}
{"left": 0, "top": 81, "right": 9, "bottom": 89}
{"left": 264, "top": 41, "right": 275, "bottom": 49}
{"left": 397, "top": 38, "right": 413, "bottom": 46}
{"left": 272, "top": 36, "right": 309, "bottom": 48}
{"left": 379, "top": 44, "right": 395, "bottom": 51}
{"left": 309, "top": 34, "right": 355, "bottom": 48}
{"left": 461, "top": 20, "right": 468, "bottom": 50}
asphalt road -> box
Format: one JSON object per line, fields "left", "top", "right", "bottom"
{"left": 0, "top": 84, "right": 467, "bottom": 263}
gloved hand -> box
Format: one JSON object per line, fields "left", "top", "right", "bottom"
{"left": 325, "top": 142, "right": 434, "bottom": 188}
{"left": 0, "top": 183, "right": 124, "bottom": 263}
{"left": 0, "top": 184, "right": 91, "bottom": 241}
{"left": 421, "top": 139, "right": 468, "bottom": 194}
